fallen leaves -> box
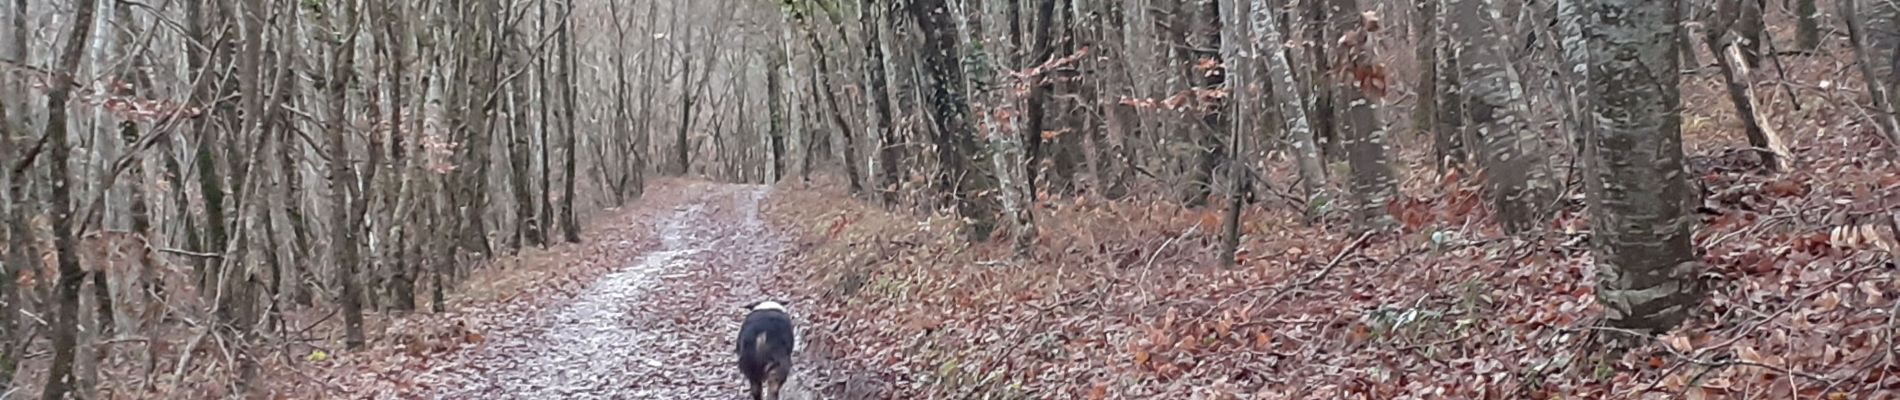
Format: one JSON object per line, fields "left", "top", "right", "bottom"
{"left": 769, "top": 148, "right": 1900, "bottom": 399}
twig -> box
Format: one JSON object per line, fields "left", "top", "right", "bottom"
{"left": 1669, "top": 364, "right": 1723, "bottom": 400}
{"left": 1136, "top": 220, "right": 1202, "bottom": 292}
{"left": 16, "top": 308, "right": 49, "bottom": 326}
{"left": 1699, "top": 261, "right": 1882, "bottom": 354}
{"left": 171, "top": 328, "right": 210, "bottom": 380}
{"left": 1226, "top": 231, "right": 1378, "bottom": 314}
{"left": 154, "top": 246, "right": 222, "bottom": 258}
{"left": 1288, "top": 230, "right": 1376, "bottom": 291}
{"left": 1580, "top": 325, "right": 1839, "bottom": 390}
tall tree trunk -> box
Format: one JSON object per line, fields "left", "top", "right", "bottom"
{"left": 0, "top": 0, "right": 27, "bottom": 384}
{"left": 0, "top": 61, "right": 23, "bottom": 390}
{"left": 41, "top": 1, "right": 104, "bottom": 398}
{"left": 559, "top": 5, "right": 580, "bottom": 244}
{"left": 1046, "top": 0, "right": 1085, "bottom": 195}
{"left": 1305, "top": 0, "right": 1340, "bottom": 161}
{"left": 1414, "top": 0, "right": 1441, "bottom": 139}
{"left": 279, "top": 75, "right": 314, "bottom": 308}
{"left": 5, "top": 0, "right": 22, "bottom": 123}
{"left": 675, "top": 60, "right": 696, "bottom": 176}
{"left": 325, "top": 0, "right": 367, "bottom": 350}
{"left": 1558, "top": 0, "right": 1596, "bottom": 178}
{"left": 1095, "top": 0, "right": 1137, "bottom": 199}
{"left": 1449, "top": 0, "right": 1553, "bottom": 233}
{"left": 379, "top": 8, "right": 419, "bottom": 312}
{"left": 910, "top": 0, "right": 1003, "bottom": 242}
{"left": 1250, "top": 0, "right": 1326, "bottom": 207}
{"left": 1218, "top": 0, "right": 1251, "bottom": 267}
{"left": 1180, "top": 0, "right": 1226, "bottom": 206}
{"left": 189, "top": 0, "right": 233, "bottom": 321}
{"left": 1002, "top": 0, "right": 1060, "bottom": 257}
{"left": 457, "top": 0, "right": 500, "bottom": 261}
{"left": 1433, "top": 18, "right": 1468, "bottom": 173}
{"left": 509, "top": 5, "right": 543, "bottom": 251}
{"left": 769, "top": 46, "right": 789, "bottom": 183}
{"left": 1329, "top": 0, "right": 1396, "bottom": 230}
{"left": 606, "top": 0, "right": 636, "bottom": 201}
{"left": 789, "top": 2, "right": 866, "bottom": 195}
{"left": 1584, "top": 0, "right": 1702, "bottom": 333}
{"left": 863, "top": 0, "right": 902, "bottom": 204}
{"left": 1845, "top": 0, "right": 1900, "bottom": 154}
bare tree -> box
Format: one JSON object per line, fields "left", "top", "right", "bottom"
{"left": 910, "top": 0, "right": 1003, "bottom": 241}
{"left": 323, "top": 0, "right": 368, "bottom": 350}
{"left": 1581, "top": 0, "right": 1703, "bottom": 333}
{"left": 862, "top": 0, "right": 902, "bottom": 205}
{"left": 1218, "top": 0, "right": 1252, "bottom": 267}
{"left": 559, "top": 0, "right": 580, "bottom": 243}
{"left": 1845, "top": 0, "right": 1900, "bottom": 154}
{"left": 1449, "top": 0, "right": 1554, "bottom": 233}
{"left": 1328, "top": 0, "right": 1396, "bottom": 229}
{"left": 41, "top": 0, "right": 104, "bottom": 397}
{"left": 1251, "top": 0, "right": 1325, "bottom": 205}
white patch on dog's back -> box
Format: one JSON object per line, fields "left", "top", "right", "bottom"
{"left": 752, "top": 301, "right": 786, "bottom": 312}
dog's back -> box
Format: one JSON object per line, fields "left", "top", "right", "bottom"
{"left": 737, "top": 302, "right": 795, "bottom": 400}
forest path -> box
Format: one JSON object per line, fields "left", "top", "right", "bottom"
{"left": 416, "top": 183, "right": 821, "bottom": 399}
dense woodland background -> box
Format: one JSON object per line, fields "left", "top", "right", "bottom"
{"left": 1, "top": 0, "right": 1898, "bottom": 397}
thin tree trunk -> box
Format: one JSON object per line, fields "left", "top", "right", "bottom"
{"left": 559, "top": 4, "right": 580, "bottom": 243}
{"left": 1250, "top": 0, "right": 1325, "bottom": 206}
{"left": 1678, "top": 0, "right": 1701, "bottom": 67}
{"left": 1180, "top": 0, "right": 1226, "bottom": 207}
{"left": 1844, "top": 0, "right": 1900, "bottom": 154}
{"left": 863, "top": 0, "right": 902, "bottom": 204}
{"left": 794, "top": 7, "right": 866, "bottom": 195}
{"left": 1218, "top": 0, "right": 1251, "bottom": 267}
{"left": 1433, "top": 16, "right": 1468, "bottom": 173}
{"left": 1414, "top": 0, "right": 1441, "bottom": 139}
{"left": 607, "top": 0, "right": 636, "bottom": 201}
{"left": 1706, "top": 0, "right": 1793, "bottom": 172}
{"left": 1305, "top": 0, "right": 1340, "bottom": 161}
{"left": 675, "top": 60, "right": 695, "bottom": 175}
{"left": 768, "top": 48, "right": 789, "bottom": 183}
{"left": 325, "top": 0, "right": 367, "bottom": 350}
{"left": 1099, "top": 0, "right": 1136, "bottom": 199}
{"left": 41, "top": 1, "right": 104, "bottom": 398}
{"left": 509, "top": 4, "right": 542, "bottom": 251}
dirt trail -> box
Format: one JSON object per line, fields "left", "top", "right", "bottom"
{"left": 404, "top": 184, "right": 824, "bottom": 399}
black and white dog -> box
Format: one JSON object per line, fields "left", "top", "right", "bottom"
{"left": 737, "top": 300, "right": 795, "bottom": 400}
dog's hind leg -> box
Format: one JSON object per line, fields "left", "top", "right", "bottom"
{"left": 764, "top": 360, "right": 789, "bottom": 400}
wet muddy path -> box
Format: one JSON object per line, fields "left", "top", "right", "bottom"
{"left": 391, "top": 184, "right": 824, "bottom": 399}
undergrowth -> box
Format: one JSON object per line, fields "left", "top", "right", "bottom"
{"left": 763, "top": 49, "right": 1900, "bottom": 398}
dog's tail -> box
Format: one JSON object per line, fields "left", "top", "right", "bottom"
{"left": 754, "top": 331, "right": 791, "bottom": 373}
{"left": 753, "top": 332, "right": 774, "bottom": 356}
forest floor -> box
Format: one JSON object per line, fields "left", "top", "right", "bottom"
{"left": 268, "top": 180, "right": 880, "bottom": 399}
{"left": 763, "top": 87, "right": 1900, "bottom": 399}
